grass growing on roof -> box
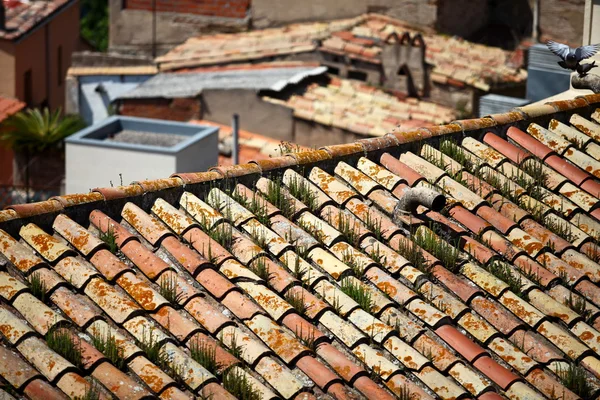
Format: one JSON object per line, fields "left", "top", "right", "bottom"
{"left": 334, "top": 209, "right": 361, "bottom": 247}
{"left": 27, "top": 271, "right": 47, "bottom": 302}
{"left": 99, "top": 226, "right": 119, "bottom": 255}
{"left": 46, "top": 328, "right": 83, "bottom": 368}
{"left": 220, "top": 331, "right": 244, "bottom": 360}
{"left": 189, "top": 338, "right": 221, "bottom": 375}
{"left": 91, "top": 329, "right": 126, "bottom": 370}
{"left": 295, "top": 324, "right": 320, "bottom": 352}
{"left": 250, "top": 257, "right": 273, "bottom": 283}
{"left": 207, "top": 223, "right": 233, "bottom": 248}
{"left": 223, "top": 368, "right": 260, "bottom": 400}
{"left": 395, "top": 236, "right": 433, "bottom": 279}
{"left": 287, "top": 175, "right": 317, "bottom": 211}
{"left": 413, "top": 227, "right": 460, "bottom": 273}
{"left": 487, "top": 260, "right": 525, "bottom": 298}
{"left": 342, "top": 250, "right": 365, "bottom": 279}
{"left": 364, "top": 211, "right": 383, "bottom": 241}
{"left": 75, "top": 382, "right": 101, "bottom": 400}
{"left": 341, "top": 278, "right": 373, "bottom": 312}
{"left": 159, "top": 273, "right": 185, "bottom": 306}
{"left": 265, "top": 177, "right": 295, "bottom": 219}
{"left": 557, "top": 363, "right": 592, "bottom": 398}
{"left": 285, "top": 290, "right": 307, "bottom": 315}
{"left": 368, "top": 245, "right": 387, "bottom": 266}
{"left": 564, "top": 291, "right": 593, "bottom": 322}
{"left": 439, "top": 138, "right": 474, "bottom": 170}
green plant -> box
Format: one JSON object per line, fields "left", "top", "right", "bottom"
{"left": 583, "top": 242, "right": 600, "bottom": 263}
{"left": 91, "top": 329, "right": 126, "bottom": 370}
{"left": 190, "top": 339, "right": 222, "bottom": 375}
{"left": 545, "top": 218, "right": 576, "bottom": 242}
{"left": 277, "top": 141, "right": 302, "bottom": 155}
{"left": 295, "top": 324, "right": 320, "bottom": 352}
{"left": 342, "top": 250, "right": 365, "bottom": 279}
{"left": 80, "top": 0, "right": 108, "bottom": 51}
{"left": 397, "top": 385, "right": 412, "bottom": 400}
{"left": 395, "top": 236, "right": 433, "bottom": 279}
{"left": 27, "top": 272, "right": 48, "bottom": 302}
{"left": 341, "top": 278, "right": 373, "bottom": 312}
{"left": 334, "top": 210, "right": 361, "bottom": 247}
{"left": 159, "top": 274, "right": 184, "bottom": 305}
{"left": 285, "top": 290, "right": 307, "bottom": 315}
{"left": 221, "top": 332, "right": 244, "bottom": 360}
{"left": 478, "top": 169, "right": 521, "bottom": 203}
{"left": 520, "top": 160, "right": 549, "bottom": 201}
{"left": 265, "top": 177, "right": 295, "bottom": 219}
{"left": 99, "top": 226, "right": 119, "bottom": 254}
{"left": 439, "top": 138, "right": 474, "bottom": 170}
{"left": 557, "top": 363, "right": 592, "bottom": 398}
{"left": 137, "top": 327, "right": 175, "bottom": 380}
{"left": 75, "top": 382, "right": 101, "bottom": 400}
{"left": 287, "top": 175, "right": 317, "bottom": 211}
{"left": 1, "top": 108, "right": 85, "bottom": 153}
{"left": 522, "top": 266, "right": 542, "bottom": 286}
{"left": 253, "top": 229, "right": 269, "bottom": 249}
{"left": 565, "top": 291, "right": 593, "bottom": 322}
{"left": 487, "top": 261, "right": 525, "bottom": 298}
{"left": 222, "top": 368, "right": 260, "bottom": 400}
{"left": 208, "top": 224, "right": 233, "bottom": 248}
{"left": 250, "top": 257, "right": 273, "bottom": 283}
{"left": 46, "top": 328, "right": 82, "bottom": 368}
{"left": 413, "top": 228, "right": 460, "bottom": 273}
{"left": 368, "top": 245, "right": 387, "bottom": 266}
{"left": 364, "top": 211, "right": 383, "bottom": 241}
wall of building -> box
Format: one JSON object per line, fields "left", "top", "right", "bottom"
{"left": 0, "top": 42, "right": 15, "bottom": 98}
{"left": 119, "top": 97, "right": 202, "bottom": 121}
{"left": 124, "top": 0, "right": 250, "bottom": 18}
{"left": 539, "top": 0, "right": 585, "bottom": 46}
{"left": 201, "top": 89, "right": 295, "bottom": 141}
{"left": 292, "top": 118, "right": 362, "bottom": 147}
{"left": 109, "top": 0, "right": 249, "bottom": 56}
{"left": 13, "top": 2, "right": 80, "bottom": 110}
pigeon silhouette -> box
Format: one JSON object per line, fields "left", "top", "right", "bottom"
{"left": 547, "top": 40, "right": 600, "bottom": 72}
{"left": 577, "top": 61, "right": 598, "bottom": 77}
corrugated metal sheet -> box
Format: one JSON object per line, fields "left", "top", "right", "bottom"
{"left": 479, "top": 94, "right": 530, "bottom": 117}
{"left": 118, "top": 66, "right": 327, "bottom": 99}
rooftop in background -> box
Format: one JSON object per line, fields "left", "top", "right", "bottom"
{"left": 67, "top": 65, "right": 159, "bottom": 76}
{"left": 0, "top": 95, "right": 25, "bottom": 123}
{"left": 157, "top": 13, "right": 526, "bottom": 91}
{"left": 3, "top": 93, "right": 600, "bottom": 399}
{"left": 117, "top": 64, "right": 328, "bottom": 99}
{"left": 0, "top": 0, "right": 75, "bottom": 41}
{"left": 264, "top": 75, "right": 457, "bottom": 135}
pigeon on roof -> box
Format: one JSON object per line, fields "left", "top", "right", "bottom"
{"left": 547, "top": 40, "right": 600, "bottom": 76}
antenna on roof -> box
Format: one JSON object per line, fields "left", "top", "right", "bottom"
{"left": 232, "top": 114, "right": 239, "bottom": 165}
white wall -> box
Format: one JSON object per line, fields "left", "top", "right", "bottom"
{"left": 66, "top": 143, "right": 176, "bottom": 193}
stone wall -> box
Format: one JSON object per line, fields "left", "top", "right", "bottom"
{"left": 124, "top": 0, "right": 250, "bottom": 18}
{"left": 118, "top": 97, "right": 202, "bottom": 121}
{"left": 538, "top": 0, "right": 585, "bottom": 46}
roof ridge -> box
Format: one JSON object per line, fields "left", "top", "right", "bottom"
{"left": 1, "top": 93, "right": 599, "bottom": 224}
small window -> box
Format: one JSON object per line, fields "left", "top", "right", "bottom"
{"left": 348, "top": 70, "right": 367, "bottom": 81}
{"left": 24, "top": 69, "right": 32, "bottom": 106}
{"left": 57, "top": 45, "right": 63, "bottom": 86}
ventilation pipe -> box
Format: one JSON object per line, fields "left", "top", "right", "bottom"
{"left": 393, "top": 187, "right": 446, "bottom": 222}
{"left": 232, "top": 113, "right": 239, "bottom": 165}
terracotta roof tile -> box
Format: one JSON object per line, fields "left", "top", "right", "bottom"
{"left": 0, "top": 0, "right": 75, "bottom": 41}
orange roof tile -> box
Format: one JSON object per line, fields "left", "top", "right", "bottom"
{"left": 0, "top": 0, "right": 75, "bottom": 41}
{"left": 0, "top": 96, "right": 25, "bottom": 123}
{"left": 2, "top": 93, "right": 600, "bottom": 399}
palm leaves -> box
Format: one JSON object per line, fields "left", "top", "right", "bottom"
{"left": 0, "top": 108, "right": 85, "bottom": 153}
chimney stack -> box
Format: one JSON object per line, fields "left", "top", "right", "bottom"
{"left": 0, "top": 1, "right": 5, "bottom": 31}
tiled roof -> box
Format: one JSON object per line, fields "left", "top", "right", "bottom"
{"left": 155, "top": 16, "right": 364, "bottom": 71}
{"left": 0, "top": 96, "right": 25, "bottom": 123}
{"left": 156, "top": 13, "right": 526, "bottom": 90}
{"left": 263, "top": 75, "right": 457, "bottom": 136}
{"left": 190, "top": 119, "right": 309, "bottom": 166}
{"left": 0, "top": 0, "right": 75, "bottom": 41}
{"left": 4, "top": 94, "right": 600, "bottom": 399}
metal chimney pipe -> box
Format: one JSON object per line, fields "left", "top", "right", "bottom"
{"left": 232, "top": 114, "right": 239, "bottom": 165}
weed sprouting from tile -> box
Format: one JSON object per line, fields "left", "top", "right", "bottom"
{"left": 265, "top": 177, "right": 295, "bottom": 219}
{"left": 332, "top": 295, "right": 343, "bottom": 314}
{"left": 277, "top": 141, "right": 302, "bottom": 155}
{"left": 208, "top": 223, "right": 233, "bottom": 248}
{"left": 439, "top": 138, "right": 474, "bottom": 170}
{"left": 46, "top": 328, "right": 83, "bottom": 368}
{"left": 342, "top": 250, "right": 365, "bottom": 279}
{"left": 334, "top": 210, "right": 361, "bottom": 247}
{"left": 99, "top": 226, "right": 119, "bottom": 255}
{"left": 298, "top": 219, "right": 327, "bottom": 243}
{"left": 522, "top": 266, "right": 542, "bottom": 286}
{"left": 190, "top": 338, "right": 222, "bottom": 375}
{"left": 395, "top": 236, "right": 434, "bottom": 280}
{"left": 159, "top": 273, "right": 184, "bottom": 306}
{"left": 295, "top": 324, "right": 320, "bottom": 352}
{"left": 565, "top": 291, "right": 593, "bottom": 322}
{"left": 222, "top": 332, "right": 244, "bottom": 360}
{"left": 413, "top": 227, "right": 460, "bottom": 273}
{"left": 545, "top": 217, "right": 576, "bottom": 242}
{"left": 222, "top": 368, "right": 260, "bottom": 400}
{"left": 285, "top": 290, "right": 307, "bottom": 315}
{"left": 341, "top": 278, "right": 373, "bottom": 312}
{"left": 557, "top": 363, "right": 592, "bottom": 398}
{"left": 364, "top": 211, "right": 383, "bottom": 241}
{"left": 235, "top": 189, "right": 271, "bottom": 226}
{"left": 487, "top": 261, "right": 525, "bottom": 298}
{"left": 91, "top": 329, "right": 126, "bottom": 370}
{"left": 27, "top": 271, "right": 48, "bottom": 302}
{"left": 75, "top": 382, "right": 101, "bottom": 400}
{"left": 521, "top": 160, "right": 549, "bottom": 201}
{"left": 253, "top": 228, "right": 269, "bottom": 249}
{"left": 583, "top": 242, "right": 600, "bottom": 263}
{"left": 478, "top": 169, "right": 521, "bottom": 204}
{"left": 250, "top": 257, "right": 273, "bottom": 284}
{"left": 296, "top": 245, "right": 311, "bottom": 260}
{"left": 367, "top": 245, "right": 387, "bottom": 266}
{"left": 397, "top": 385, "right": 413, "bottom": 400}
{"left": 287, "top": 175, "right": 318, "bottom": 211}
{"left": 137, "top": 327, "right": 174, "bottom": 380}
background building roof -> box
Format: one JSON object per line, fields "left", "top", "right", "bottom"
{"left": 0, "top": 0, "right": 75, "bottom": 41}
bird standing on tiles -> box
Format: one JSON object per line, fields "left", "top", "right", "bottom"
{"left": 547, "top": 40, "right": 600, "bottom": 77}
